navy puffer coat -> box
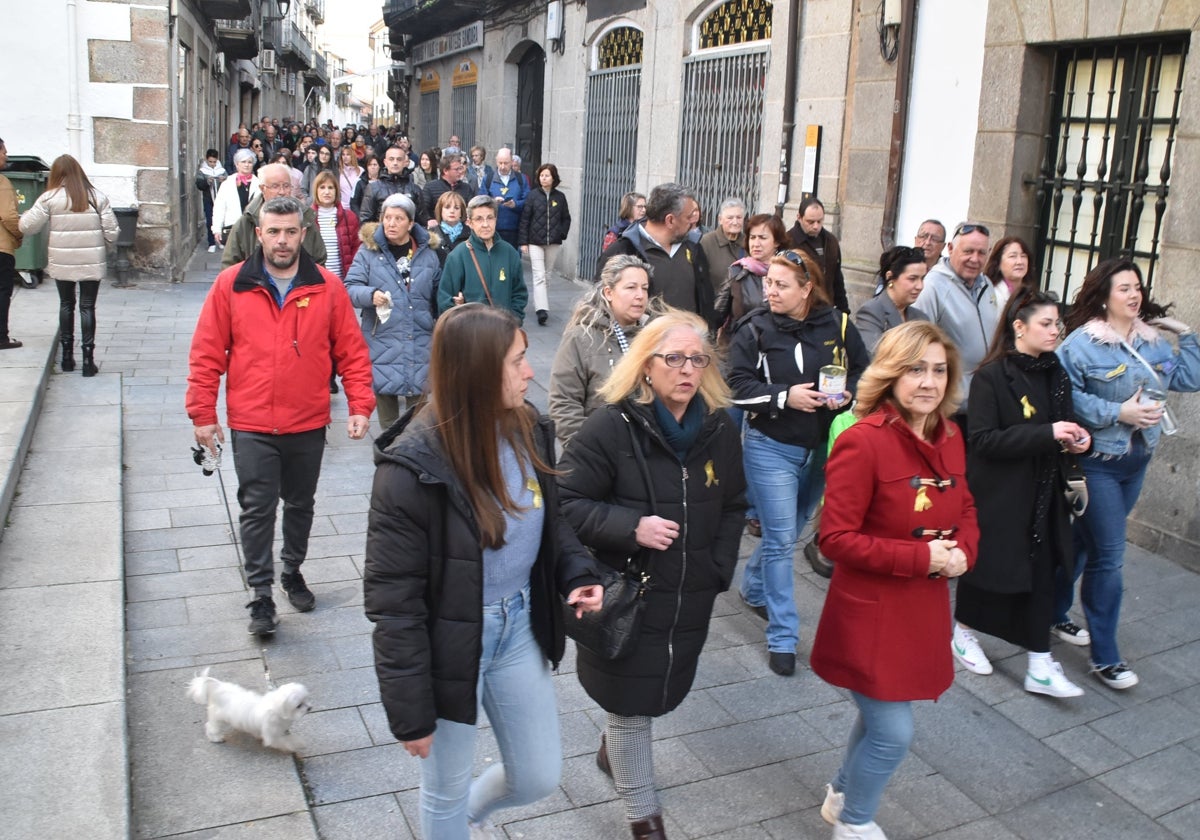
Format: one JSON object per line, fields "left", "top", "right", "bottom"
{"left": 344, "top": 222, "right": 442, "bottom": 397}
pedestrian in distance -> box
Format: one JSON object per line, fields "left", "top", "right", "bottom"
{"left": 0, "top": 137, "right": 24, "bottom": 350}
{"left": 19, "top": 153, "right": 118, "bottom": 375}
{"left": 221, "top": 163, "right": 326, "bottom": 269}
{"left": 518, "top": 162, "right": 571, "bottom": 326}
{"left": 186, "top": 195, "right": 375, "bottom": 637}
{"left": 211, "top": 149, "right": 259, "bottom": 248}
{"left": 953, "top": 290, "right": 1091, "bottom": 698}
{"left": 364, "top": 303, "right": 603, "bottom": 839}
{"left": 557, "top": 309, "right": 747, "bottom": 840}
{"left": 1053, "top": 258, "right": 1200, "bottom": 690}
{"left": 309, "top": 170, "right": 359, "bottom": 281}
{"left": 195, "top": 148, "right": 227, "bottom": 253}
{"left": 811, "top": 320, "right": 978, "bottom": 840}
{"left": 438, "top": 195, "right": 527, "bottom": 324}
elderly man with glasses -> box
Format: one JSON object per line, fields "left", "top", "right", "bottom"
{"left": 914, "top": 221, "right": 1001, "bottom": 423}
{"left": 222, "top": 164, "right": 327, "bottom": 269}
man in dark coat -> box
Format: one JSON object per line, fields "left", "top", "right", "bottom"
{"left": 359, "top": 145, "right": 422, "bottom": 223}
{"left": 788, "top": 197, "right": 850, "bottom": 313}
{"left": 418, "top": 152, "right": 474, "bottom": 228}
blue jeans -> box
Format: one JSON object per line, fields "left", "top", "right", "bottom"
{"left": 739, "top": 428, "right": 823, "bottom": 652}
{"left": 419, "top": 587, "right": 561, "bottom": 838}
{"left": 832, "top": 692, "right": 914, "bottom": 826}
{"left": 725, "top": 407, "right": 757, "bottom": 521}
{"left": 1053, "top": 438, "right": 1151, "bottom": 667}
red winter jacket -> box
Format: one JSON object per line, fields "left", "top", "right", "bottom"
{"left": 313, "top": 202, "right": 361, "bottom": 279}
{"left": 186, "top": 249, "right": 375, "bottom": 434}
{"left": 810, "top": 404, "right": 979, "bottom": 702}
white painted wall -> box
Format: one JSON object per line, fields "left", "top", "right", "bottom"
{"left": 895, "top": 0, "right": 988, "bottom": 246}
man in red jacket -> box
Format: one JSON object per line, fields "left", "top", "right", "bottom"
{"left": 187, "top": 195, "right": 375, "bottom": 636}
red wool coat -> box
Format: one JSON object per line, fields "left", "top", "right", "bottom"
{"left": 811, "top": 404, "right": 979, "bottom": 702}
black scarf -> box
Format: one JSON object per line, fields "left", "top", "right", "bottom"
{"left": 1006, "top": 352, "right": 1070, "bottom": 560}
{"left": 652, "top": 396, "right": 706, "bottom": 462}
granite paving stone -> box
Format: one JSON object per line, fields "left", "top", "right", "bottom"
{"left": 1043, "top": 723, "right": 1137, "bottom": 777}
{"left": 312, "top": 794, "right": 414, "bottom": 840}
{"left": 1097, "top": 744, "right": 1200, "bottom": 818}
{"left": 995, "top": 779, "right": 1178, "bottom": 840}
{"left": 1088, "top": 694, "right": 1200, "bottom": 758}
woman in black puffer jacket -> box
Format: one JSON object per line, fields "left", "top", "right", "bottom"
{"left": 364, "top": 304, "right": 603, "bottom": 838}
{"left": 558, "top": 309, "right": 746, "bottom": 840}
{"left": 518, "top": 163, "right": 572, "bottom": 325}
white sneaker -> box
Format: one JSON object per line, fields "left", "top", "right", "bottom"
{"left": 1025, "top": 660, "right": 1085, "bottom": 698}
{"left": 207, "top": 244, "right": 216, "bottom": 253}
{"left": 833, "top": 819, "right": 888, "bottom": 839}
{"left": 468, "top": 820, "right": 498, "bottom": 839}
{"left": 820, "top": 783, "right": 844, "bottom": 825}
{"left": 951, "top": 627, "right": 994, "bottom": 675}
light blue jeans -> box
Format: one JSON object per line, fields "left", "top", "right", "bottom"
{"left": 419, "top": 587, "right": 562, "bottom": 839}
{"left": 832, "top": 692, "right": 914, "bottom": 825}
{"left": 739, "top": 428, "right": 823, "bottom": 652}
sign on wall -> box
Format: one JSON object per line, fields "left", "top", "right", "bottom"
{"left": 419, "top": 69, "right": 440, "bottom": 94}
{"left": 452, "top": 59, "right": 478, "bottom": 87}
{"left": 411, "top": 21, "right": 484, "bottom": 66}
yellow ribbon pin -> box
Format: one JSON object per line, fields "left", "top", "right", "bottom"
{"left": 526, "top": 478, "right": 543, "bottom": 509}
{"left": 1020, "top": 395, "right": 1036, "bottom": 419}
{"left": 704, "top": 460, "right": 718, "bottom": 488}
{"left": 1104, "top": 363, "right": 1126, "bottom": 379}
{"left": 914, "top": 486, "right": 932, "bottom": 512}
{"left": 498, "top": 269, "right": 507, "bottom": 282}
{"left": 296, "top": 297, "right": 310, "bottom": 308}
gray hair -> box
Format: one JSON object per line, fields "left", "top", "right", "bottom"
{"left": 512, "top": 154, "right": 522, "bottom": 166}
{"left": 438, "top": 152, "right": 463, "bottom": 174}
{"left": 718, "top": 198, "right": 746, "bottom": 216}
{"left": 259, "top": 195, "right": 305, "bottom": 224}
{"left": 467, "top": 194, "right": 498, "bottom": 216}
{"left": 380, "top": 193, "right": 416, "bottom": 220}
{"left": 645, "top": 183, "right": 694, "bottom": 224}
{"left": 233, "top": 148, "right": 257, "bottom": 165}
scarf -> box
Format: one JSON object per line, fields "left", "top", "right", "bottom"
{"left": 1006, "top": 352, "right": 1071, "bottom": 564}
{"left": 652, "top": 395, "right": 706, "bottom": 461}
{"left": 732, "top": 255, "right": 769, "bottom": 276}
{"left": 235, "top": 172, "right": 253, "bottom": 187}
{"left": 439, "top": 220, "right": 464, "bottom": 241}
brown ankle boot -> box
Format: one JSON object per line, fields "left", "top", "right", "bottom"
{"left": 596, "top": 732, "right": 612, "bottom": 778}
{"left": 630, "top": 813, "right": 666, "bottom": 839}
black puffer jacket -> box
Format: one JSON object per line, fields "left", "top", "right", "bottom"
{"left": 728, "top": 306, "right": 869, "bottom": 448}
{"left": 518, "top": 187, "right": 571, "bottom": 247}
{"left": 558, "top": 400, "right": 746, "bottom": 717}
{"left": 364, "top": 405, "right": 600, "bottom": 743}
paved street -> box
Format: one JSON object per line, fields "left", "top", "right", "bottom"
{"left": 1, "top": 245, "right": 1199, "bottom": 839}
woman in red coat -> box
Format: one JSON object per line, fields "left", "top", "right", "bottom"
{"left": 810, "top": 321, "right": 979, "bottom": 840}
{"left": 310, "top": 170, "right": 360, "bottom": 280}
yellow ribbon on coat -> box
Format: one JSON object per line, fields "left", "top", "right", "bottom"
{"left": 526, "top": 478, "right": 543, "bottom": 509}
{"left": 1020, "top": 395, "right": 1036, "bottom": 419}
{"left": 704, "top": 460, "right": 718, "bottom": 488}
{"left": 914, "top": 486, "right": 932, "bottom": 512}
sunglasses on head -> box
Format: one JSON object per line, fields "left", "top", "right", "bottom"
{"left": 778, "top": 249, "right": 811, "bottom": 280}
{"left": 953, "top": 222, "right": 990, "bottom": 238}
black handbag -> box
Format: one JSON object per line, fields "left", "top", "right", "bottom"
{"left": 563, "top": 412, "right": 656, "bottom": 661}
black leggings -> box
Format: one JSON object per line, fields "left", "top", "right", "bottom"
{"left": 56, "top": 280, "right": 100, "bottom": 347}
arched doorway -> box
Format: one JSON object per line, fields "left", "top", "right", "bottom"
{"left": 515, "top": 45, "right": 545, "bottom": 173}
{"left": 576, "top": 24, "right": 643, "bottom": 277}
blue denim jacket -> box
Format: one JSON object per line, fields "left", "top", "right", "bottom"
{"left": 1057, "top": 318, "right": 1200, "bottom": 456}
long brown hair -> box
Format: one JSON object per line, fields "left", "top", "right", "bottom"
{"left": 1064, "top": 257, "right": 1169, "bottom": 333}
{"left": 47, "top": 154, "right": 96, "bottom": 212}
{"left": 427, "top": 304, "right": 552, "bottom": 549}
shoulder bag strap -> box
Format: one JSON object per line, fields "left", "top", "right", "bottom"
{"left": 464, "top": 242, "right": 495, "bottom": 306}
{"left": 1119, "top": 337, "right": 1167, "bottom": 390}
{"left": 620, "top": 411, "right": 658, "bottom": 575}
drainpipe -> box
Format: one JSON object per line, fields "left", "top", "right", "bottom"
{"left": 774, "top": 0, "right": 804, "bottom": 219}
{"left": 168, "top": 0, "right": 182, "bottom": 277}
{"left": 66, "top": 0, "right": 83, "bottom": 156}
{"left": 880, "top": 0, "right": 918, "bottom": 249}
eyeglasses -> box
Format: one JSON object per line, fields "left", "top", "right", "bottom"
{"left": 778, "top": 249, "right": 811, "bottom": 280}
{"left": 952, "top": 222, "right": 990, "bottom": 238}
{"left": 915, "top": 231, "right": 945, "bottom": 244}
{"left": 653, "top": 353, "right": 712, "bottom": 369}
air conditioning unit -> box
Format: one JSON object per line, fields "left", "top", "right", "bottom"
{"left": 261, "top": 49, "right": 277, "bottom": 73}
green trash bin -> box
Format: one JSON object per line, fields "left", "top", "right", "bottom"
{"left": 6, "top": 155, "right": 50, "bottom": 288}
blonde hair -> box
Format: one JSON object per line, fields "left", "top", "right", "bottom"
{"left": 854, "top": 320, "right": 962, "bottom": 437}
{"left": 598, "top": 309, "right": 731, "bottom": 411}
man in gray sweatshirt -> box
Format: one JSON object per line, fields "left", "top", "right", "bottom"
{"left": 914, "top": 222, "right": 1002, "bottom": 421}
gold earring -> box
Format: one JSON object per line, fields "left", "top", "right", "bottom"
{"left": 887, "top": 282, "right": 894, "bottom": 289}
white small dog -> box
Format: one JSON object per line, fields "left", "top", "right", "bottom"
{"left": 186, "top": 668, "right": 311, "bottom": 753}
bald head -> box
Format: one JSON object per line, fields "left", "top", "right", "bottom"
{"left": 495, "top": 148, "right": 513, "bottom": 175}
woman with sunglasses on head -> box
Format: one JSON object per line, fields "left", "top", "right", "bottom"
{"left": 728, "top": 250, "right": 869, "bottom": 676}
{"left": 951, "top": 290, "right": 1091, "bottom": 697}
{"left": 855, "top": 246, "right": 930, "bottom": 354}
{"left": 1053, "top": 258, "right": 1200, "bottom": 690}
{"left": 558, "top": 309, "right": 747, "bottom": 840}
{"left": 365, "top": 304, "right": 603, "bottom": 839}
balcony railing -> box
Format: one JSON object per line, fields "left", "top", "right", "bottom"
{"left": 304, "top": 51, "right": 329, "bottom": 88}
{"left": 278, "top": 21, "right": 313, "bottom": 68}
{"left": 304, "top": 0, "right": 325, "bottom": 24}
{"left": 198, "top": 0, "right": 251, "bottom": 20}
{"left": 214, "top": 17, "right": 259, "bottom": 61}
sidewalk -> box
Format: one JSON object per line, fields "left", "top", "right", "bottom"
{"left": 1, "top": 247, "right": 1198, "bottom": 839}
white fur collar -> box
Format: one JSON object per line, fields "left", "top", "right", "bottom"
{"left": 1080, "top": 317, "right": 1160, "bottom": 346}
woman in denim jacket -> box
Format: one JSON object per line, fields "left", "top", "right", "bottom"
{"left": 1055, "top": 258, "right": 1200, "bottom": 690}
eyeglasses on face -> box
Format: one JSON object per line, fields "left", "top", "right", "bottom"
{"left": 915, "top": 231, "right": 945, "bottom": 244}
{"left": 653, "top": 353, "right": 712, "bottom": 369}
{"left": 952, "top": 222, "right": 990, "bottom": 238}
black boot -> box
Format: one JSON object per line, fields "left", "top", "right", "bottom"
{"left": 81, "top": 347, "right": 98, "bottom": 377}
{"left": 60, "top": 340, "right": 75, "bottom": 372}
{"left": 630, "top": 814, "right": 667, "bottom": 840}
{"left": 57, "top": 280, "right": 76, "bottom": 371}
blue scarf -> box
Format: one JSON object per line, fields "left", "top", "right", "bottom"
{"left": 652, "top": 395, "right": 706, "bottom": 461}
{"left": 440, "top": 220, "right": 464, "bottom": 241}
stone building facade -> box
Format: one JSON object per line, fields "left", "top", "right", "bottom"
{"left": 384, "top": 0, "right": 1200, "bottom": 564}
